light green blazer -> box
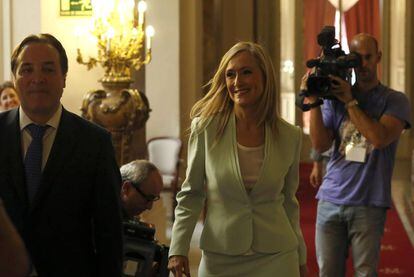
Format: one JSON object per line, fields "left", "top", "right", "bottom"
{"left": 169, "top": 114, "right": 306, "bottom": 265}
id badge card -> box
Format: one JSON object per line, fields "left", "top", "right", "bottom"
{"left": 345, "top": 143, "right": 367, "bottom": 163}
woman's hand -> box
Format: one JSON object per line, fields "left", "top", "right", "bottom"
{"left": 168, "top": 255, "right": 190, "bottom": 277}
{"left": 300, "top": 264, "right": 308, "bottom": 277}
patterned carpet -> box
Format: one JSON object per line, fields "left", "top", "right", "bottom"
{"left": 298, "top": 163, "right": 414, "bottom": 276}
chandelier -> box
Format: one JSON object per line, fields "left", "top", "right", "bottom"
{"left": 78, "top": 0, "right": 154, "bottom": 165}
{"left": 77, "top": 0, "right": 155, "bottom": 83}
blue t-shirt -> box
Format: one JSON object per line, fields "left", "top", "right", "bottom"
{"left": 316, "top": 83, "right": 411, "bottom": 207}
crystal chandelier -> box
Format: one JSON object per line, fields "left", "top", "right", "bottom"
{"left": 77, "top": 0, "right": 154, "bottom": 83}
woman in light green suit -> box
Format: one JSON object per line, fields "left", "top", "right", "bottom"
{"left": 168, "top": 42, "right": 307, "bottom": 277}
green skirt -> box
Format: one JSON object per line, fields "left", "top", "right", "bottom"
{"left": 198, "top": 249, "right": 299, "bottom": 277}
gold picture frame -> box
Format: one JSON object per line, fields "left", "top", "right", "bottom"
{"left": 60, "top": 0, "right": 92, "bottom": 16}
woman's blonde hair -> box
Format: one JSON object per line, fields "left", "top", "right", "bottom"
{"left": 190, "top": 41, "right": 280, "bottom": 140}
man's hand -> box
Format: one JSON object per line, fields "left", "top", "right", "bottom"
{"left": 301, "top": 71, "right": 319, "bottom": 104}
{"left": 309, "top": 161, "right": 323, "bottom": 188}
{"left": 168, "top": 255, "right": 190, "bottom": 277}
{"left": 329, "top": 75, "right": 353, "bottom": 103}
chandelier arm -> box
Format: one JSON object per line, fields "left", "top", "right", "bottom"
{"left": 76, "top": 0, "right": 153, "bottom": 82}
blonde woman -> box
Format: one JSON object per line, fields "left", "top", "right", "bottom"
{"left": 168, "top": 42, "right": 307, "bottom": 277}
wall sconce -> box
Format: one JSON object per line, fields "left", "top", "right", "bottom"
{"left": 78, "top": 0, "right": 154, "bottom": 164}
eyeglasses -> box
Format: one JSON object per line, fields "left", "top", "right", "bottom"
{"left": 132, "top": 183, "right": 160, "bottom": 202}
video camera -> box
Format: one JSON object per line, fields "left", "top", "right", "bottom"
{"left": 296, "top": 26, "right": 362, "bottom": 111}
{"left": 122, "top": 219, "right": 169, "bottom": 277}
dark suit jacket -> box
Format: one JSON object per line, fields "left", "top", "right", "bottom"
{"left": 0, "top": 108, "right": 123, "bottom": 277}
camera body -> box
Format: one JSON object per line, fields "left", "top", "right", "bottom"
{"left": 305, "top": 26, "right": 361, "bottom": 99}
{"left": 122, "top": 219, "right": 169, "bottom": 277}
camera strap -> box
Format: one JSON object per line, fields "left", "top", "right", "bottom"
{"left": 295, "top": 91, "right": 324, "bottom": 111}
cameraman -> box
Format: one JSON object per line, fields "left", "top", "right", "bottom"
{"left": 120, "top": 160, "right": 168, "bottom": 277}
{"left": 306, "top": 33, "right": 411, "bottom": 276}
{"left": 120, "top": 160, "right": 163, "bottom": 220}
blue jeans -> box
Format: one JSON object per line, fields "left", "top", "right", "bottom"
{"left": 315, "top": 200, "right": 387, "bottom": 277}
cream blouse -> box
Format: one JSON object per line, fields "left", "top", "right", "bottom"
{"left": 237, "top": 142, "right": 264, "bottom": 194}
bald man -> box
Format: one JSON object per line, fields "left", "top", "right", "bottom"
{"left": 307, "top": 33, "right": 411, "bottom": 276}
{"left": 120, "top": 160, "right": 163, "bottom": 220}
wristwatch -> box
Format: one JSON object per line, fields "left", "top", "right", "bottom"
{"left": 345, "top": 99, "right": 358, "bottom": 109}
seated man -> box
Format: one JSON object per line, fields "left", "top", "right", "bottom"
{"left": 120, "top": 160, "right": 168, "bottom": 277}
{"left": 120, "top": 159, "right": 163, "bottom": 220}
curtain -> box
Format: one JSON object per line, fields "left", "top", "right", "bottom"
{"left": 302, "top": 0, "right": 336, "bottom": 133}
{"left": 303, "top": 0, "right": 336, "bottom": 64}
{"left": 344, "top": 0, "right": 380, "bottom": 43}
{"left": 344, "top": 0, "right": 380, "bottom": 76}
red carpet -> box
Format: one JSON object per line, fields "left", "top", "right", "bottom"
{"left": 297, "top": 163, "right": 414, "bottom": 277}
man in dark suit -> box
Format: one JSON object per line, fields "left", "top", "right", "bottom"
{"left": 0, "top": 34, "right": 123, "bottom": 276}
{"left": 0, "top": 197, "right": 30, "bottom": 276}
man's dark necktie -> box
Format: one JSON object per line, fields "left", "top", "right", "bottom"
{"left": 24, "top": 124, "right": 48, "bottom": 204}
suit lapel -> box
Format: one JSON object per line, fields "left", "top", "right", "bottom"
{"left": 226, "top": 114, "right": 246, "bottom": 197}
{"left": 251, "top": 120, "right": 293, "bottom": 197}
{"left": 5, "top": 109, "right": 28, "bottom": 205}
{"left": 30, "top": 109, "right": 77, "bottom": 213}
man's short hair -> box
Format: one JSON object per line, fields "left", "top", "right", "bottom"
{"left": 11, "top": 33, "right": 68, "bottom": 75}
{"left": 120, "top": 160, "right": 158, "bottom": 187}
